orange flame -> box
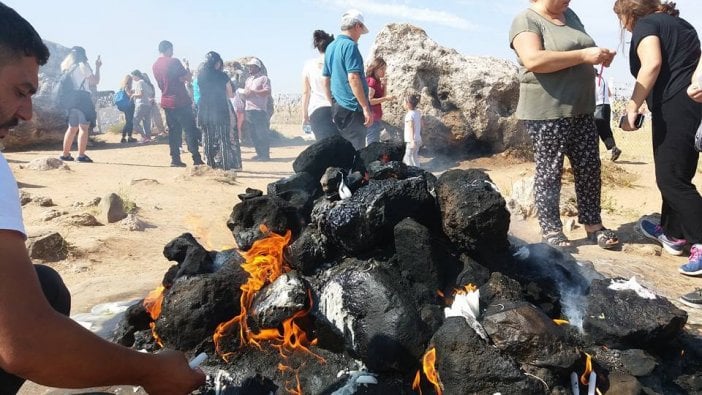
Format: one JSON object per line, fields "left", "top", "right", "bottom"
{"left": 279, "top": 363, "right": 303, "bottom": 395}
{"left": 553, "top": 319, "right": 569, "bottom": 326}
{"left": 213, "top": 226, "right": 323, "bottom": 364}
{"left": 412, "top": 347, "right": 443, "bottom": 395}
{"left": 580, "top": 352, "right": 593, "bottom": 385}
{"left": 143, "top": 285, "right": 166, "bottom": 348}
{"left": 454, "top": 283, "right": 477, "bottom": 295}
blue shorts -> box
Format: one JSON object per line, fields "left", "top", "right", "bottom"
{"left": 67, "top": 109, "right": 88, "bottom": 127}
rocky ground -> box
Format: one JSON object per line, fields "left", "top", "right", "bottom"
{"left": 6, "top": 123, "right": 701, "bottom": 394}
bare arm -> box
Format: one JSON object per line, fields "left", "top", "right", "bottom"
{"left": 225, "top": 81, "right": 234, "bottom": 99}
{"left": 322, "top": 76, "right": 332, "bottom": 105}
{"left": 512, "top": 31, "right": 615, "bottom": 74}
{"left": 0, "top": 231, "right": 204, "bottom": 393}
{"left": 302, "top": 74, "right": 311, "bottom": 123}
{"left": 623, "top": 35, "right": 661, "bottom": 130}
{"left": 687, "top": 58, "right": 702, "bottom": 103}
{"left": 88, "top": 58, "right": 101, "bottom": 86}
{"left": 348, "top": 72, "right": 372, "bottom": 126}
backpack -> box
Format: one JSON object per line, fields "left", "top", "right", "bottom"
{"left": 52, "top": 65, "right": 78, "bottom": 110}
{"left": 113, "top": 89, "right": 131, "bottom": 111}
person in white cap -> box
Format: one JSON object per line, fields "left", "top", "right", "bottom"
{"left": 240, "top": 57, "right": 272, "bottom": 160}
{"left": 322, "top": 9, "right": 372, "bottom": 150}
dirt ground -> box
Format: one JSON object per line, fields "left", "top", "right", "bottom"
{"left": 6, "top": 123, "right": 701, "bottom": 394}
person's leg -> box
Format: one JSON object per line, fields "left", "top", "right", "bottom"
{"left": 0, "top": 265, "right": 72, "bottom": 393}
{"left": 247, "top": 110, "right": 270, "bottom": 159}
{"left": 654, "top": 91, "right": 702, "bottom": 244}
{"left": 62, "top": 127, "right": 78, "bottom": 157}
{"left": 310, "top": 106, "right": 339, "bottom": 141}
{"left": 77, "top": 123, "right": 90, "bottom": 158}
{"left": 338, "top": 110, "right": 367, "bottom": 150}
{"left": 151, "top": 104, "right": 166, "bottom": 134}
{"left": 164, "top": 108, "right": 184, "bottom": 164}
{"left": 135, "top": 105, "right": 152, "bottom": 140}
{"left": 174, "top": 106, "right": 203, "bottom": 165}
{"left": 525, "top": 119, "right": 567, "bottom": 238}
{"left": 594, "top": 105, "right": 615, "bottom": 150}
{"left": 565, "top": 115, "right": 603, "bottom": 228}
{"left": 366, "top": 121, "right": 382, "bottom": 145}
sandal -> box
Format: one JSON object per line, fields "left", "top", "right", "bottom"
{"left": 542, "top": 231, "right": 572, "bottom": 248}
{"left": 59, "top": 155, "right": 74, "bottom": 161}
{"left": 587, "top": 228, "right": 620, "bottom": 250}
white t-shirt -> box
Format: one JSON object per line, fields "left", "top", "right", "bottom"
{"left": 302, "top": 56, "right": 332, "bottom": 115}
{"left": 133, "top": 79, "right": 153, "bottom": 107}
{"left": 404, "top": 109, "right": 422, "bottom": 146}
{"left": 595, "top": 77, "right": 609, "bottom": 105}
{"left": 0, "top": 153, "right": 26, "bottom": 238}
{"left": 70, "top": 63, "right": 94, "bottom": 92}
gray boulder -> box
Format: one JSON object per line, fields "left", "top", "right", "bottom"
{"left": 368, "top": 23, "right": 526, "bottom": 154}
{"left": 26, "top": 232, "right": 68, "bottom": 262}
{"left": 99, "top": 193, "right": 128, "bottom": 224}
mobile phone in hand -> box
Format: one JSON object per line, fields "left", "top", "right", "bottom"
{"left": 619, "top": 114, "right": 644, "bottom": 129}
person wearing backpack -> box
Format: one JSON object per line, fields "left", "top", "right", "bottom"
{"left": 115, "top": 74, "right": 136, "bottom": 143}
{"left": 59, "top": 46, "right": 101, "bottom": 163}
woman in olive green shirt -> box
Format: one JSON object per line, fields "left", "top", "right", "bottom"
{"left": 509, "top": 0, "right": 619, "bottom": 249}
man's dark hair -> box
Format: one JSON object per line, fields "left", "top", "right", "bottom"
{"left": 158, "top": 40, "right": 173, "bottom": 54}
{"left": 0, "top": 2, "right": 49, "bottom": 66}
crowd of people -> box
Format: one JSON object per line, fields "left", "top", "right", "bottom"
{"left": 0, "top": 0, "right": 701, "bottom": 393}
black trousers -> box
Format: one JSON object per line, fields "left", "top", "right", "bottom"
{"left": 653, "top": 89, "right": 702, "bottom": 244}
{"left": 310, "top": 106, "right": 339, "bottom": 141}
{"left": 164, "top": 106, "right": 203, "bottom": 164}
{"left": 594, "top": 104, "right": 616, "bottom": 150}
{"left": 0, "top": 265, "right": 71, "bottom": 394}
{"left": 246, "top": 110, "right": 270, "bottom": 159}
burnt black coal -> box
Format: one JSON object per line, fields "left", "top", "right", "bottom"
{"left": 114, "top": 141, "right": 699, "bottom": 394}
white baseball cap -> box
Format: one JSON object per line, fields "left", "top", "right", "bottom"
{"left": 246, "top": 58, "right": 262, "bottom": 68}
{"left": 341, "top": 9, "right": 369, "bottom": 34}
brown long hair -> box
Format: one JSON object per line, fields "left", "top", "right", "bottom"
{"left": 613, "top": 0, "right": 679, "bottom": 30}
{"left": 366, "top": 57, "right": 387, "bottom": 81}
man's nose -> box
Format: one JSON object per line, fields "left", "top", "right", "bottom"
{"left": 16, "top": 97, "right": 33, "bottom": 121}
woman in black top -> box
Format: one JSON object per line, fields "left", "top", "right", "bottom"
{"left": 197, "top": 51, "right": 242, "bottom": 170}
{"left": 614, "top": 0, "right": 702, "bottom": 275}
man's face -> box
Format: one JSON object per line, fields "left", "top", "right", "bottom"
{"left": 0, "top": 56, "right": 39, "bottom": 138}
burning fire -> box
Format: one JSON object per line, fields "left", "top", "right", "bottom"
{"left": 143, "top": 285, "right": 165, "bottom": 348}
{"left": 278, "top": 363, "right": 303, "bottom": 395}
{"left": 213, "top": 226, "right": 323, "bottom": 364}
{"left": 580, "top": 352, "right": 593, "bottom": 385}
{"left": 455, "top": 283, "right": 477, "bottom": 294}
{"left": 412, "top": 347, "right": 443, "bottom": 395}
{"left": 553, "top": 319, "right": 569, "bottom": 326}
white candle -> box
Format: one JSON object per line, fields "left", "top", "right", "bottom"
{"left": 570, "top": 372, "right": 580, "bottom": 395}
{"left": 189, "top": 352, "right": 208, "bottom": 368}
{"left": 587, "top": 371, "right": 597, "bottom": 395}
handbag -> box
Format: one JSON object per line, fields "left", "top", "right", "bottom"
{"left": 594, "top": 104, "right": 605, "bottom": 121}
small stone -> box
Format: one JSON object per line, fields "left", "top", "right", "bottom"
{"left": 19, "top": 190, "right": 32, "bottom": 206}
{"left": 87, "top": 197, "right": 101, "bottom": 207}
{"left": 564, "top": 218, "right": 577, "bottom": 232}
{"left": 71, "top": 201, "right": 84, "bottom": 208}
{"left": 99, "top": 193, "right": 127, "bottom": 224}
{"left": 120, "top": 214, "right": 148, "bottom": 231}
{"left": 65, "top": 213, "right": 102, "bottom": 227}
{"left": 26, "top": 232, "right": 68, "bottom": 262}
{"left": 34, "top": 196, "right": 54, "bottom": 207}
{"left": 41, "top": 209, "right": 64, "bottom": 222}
{"left": 25, "top": 157, "right": 67, "bottom": 171}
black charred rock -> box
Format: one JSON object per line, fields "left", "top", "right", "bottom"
{"left": 455, "top": 254, "right": 491, "bottom": 289}
{"left": 267, "top": 172, "right": 321, "bottom": 219}
{"left": 583, "top": 278, "right": 687, "bottom": 349}
{"left": 286, "top": 224, "right": 331, "bottom": 275}
{"left": 320, "top": 167, "right": 343, "bottom": 197}
{"left": 358, "top": 141, "right": 406, "bottom": 171}
{"left": 162, "top": 233, "right": 214, "bottom": 286}
{"left": 366, "top": 160, "right": 407, "bottom": 180}
{"left": 112, "top": 300, "right": 151, "bottom": 347}
{"left": 227, "top": 196, "right": 303, "bottom": 251}
{"left": 405, "top": 166, "right": 438, "bottom": 191}
{"left": 435, "top": 169, "right": 510, "bottom": 253}
{"left": 431, "top": 317, "right": 541, "bottom": 394}
{"left": 237, "top": 187, "right": 264, "bottom": 202}
{"left": 293, "top": 135, "right": 356, "bottom": 180}
{"left": 479, "top": 272, "right": 525, "bottom": 307}
{"left": 314, "top": 177, "right": 437, "bottom": 254}
{"left": 155, "top": 263, "right": 248, "bottom": 350}
{"left": 312, "top": 258, "right": 428, "bottom": 372}
{"left": 482, "top": 301, "right": 579, "bottom": 369}
{"left": 249, "top": 271, "right": 308, "bottom": 330}
{"left": 132, "top": 329, "right": 158, "bottom": 352}
{"left": 393, "top": 218, "right": 441, "bottom": 297}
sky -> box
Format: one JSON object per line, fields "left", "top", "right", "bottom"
{"left": 5, "top": 0, "right": 702, "bottom": 96}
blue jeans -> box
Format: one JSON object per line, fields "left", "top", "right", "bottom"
{"left": 366, "top": 121, "right": 382, "bottom": 145}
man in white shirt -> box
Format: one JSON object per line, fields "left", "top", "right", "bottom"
{"left": 0, "top": 3, "right": 204, "bottom": 393}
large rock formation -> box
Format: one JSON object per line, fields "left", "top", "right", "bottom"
{"left": 369, "top": 23, "right": 526, "bottom": 154}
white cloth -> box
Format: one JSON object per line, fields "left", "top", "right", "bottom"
{"left": 0, "top": 153, "right": 26, "bottom": 237}
{"left": 595, "top": 76, "right": 609, "bottom": 105}
{"left": 302, "top": 56, "right": 332, "bottom": 115}
{"left": 69, "top": 63, "right": 93, "bottom": 92}
{"left": 133, "top": 79, "right": 153, "bottom": 107}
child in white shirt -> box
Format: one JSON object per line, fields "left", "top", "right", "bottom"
{"left": 403, "top": 93, "right": 422, "bottom": 167}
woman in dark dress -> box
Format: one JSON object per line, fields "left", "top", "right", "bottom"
{"left": 197, "top": 51, "right": 242, "bottom": 170}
